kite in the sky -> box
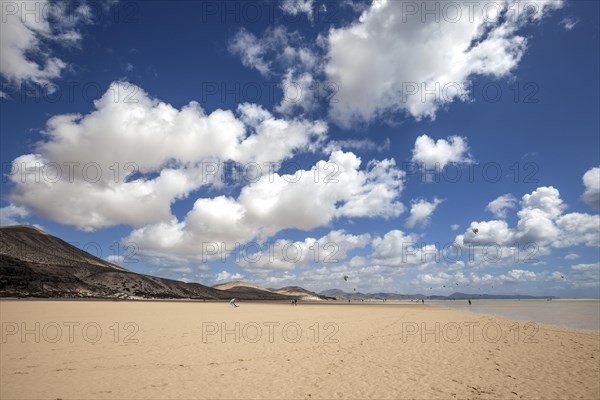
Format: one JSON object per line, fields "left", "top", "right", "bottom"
{"left": 343, "top": 275, "right": 348, "bottom": 282}
{"left": 472, "top": 228, "right": 479, "bottom": 234}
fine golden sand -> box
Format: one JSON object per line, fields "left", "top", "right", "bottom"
{"left": 1, "top": 300, "right": 599, "bottom": 399}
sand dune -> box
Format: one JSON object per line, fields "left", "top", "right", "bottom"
{"left": 269, "top": 286, "right": 327, "bottom": 301}
{"left": 213, "top": 282, "right": 327, "bottom": 301}
{"left": 1, "top": 300, "right": 598, "bottom": 399}
{"left": 213, "top": 280, "right": 274, "bottom": 292}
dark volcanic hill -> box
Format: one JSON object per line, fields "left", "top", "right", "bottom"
{"left": 0, "top": 225, "right": 290, "bottom": 300}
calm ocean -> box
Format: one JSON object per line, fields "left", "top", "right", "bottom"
{"left": 430, "top": 299, "right": 600, "bottom": 330}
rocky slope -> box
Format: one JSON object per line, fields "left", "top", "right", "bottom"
{"left": 0, "top": 225, "right": 289, "bottom": 300}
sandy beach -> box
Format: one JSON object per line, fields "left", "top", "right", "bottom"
{"left": 1, "top": 300, "right": 599, "bottom": 400}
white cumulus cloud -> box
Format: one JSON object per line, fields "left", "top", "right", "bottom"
{"left": 0, "top": 204, "right": 30, "bottom": 226}
{"left": 560, "top": 17, "right": 579, "bottom": 31}
{"left": 215, "top": 271, "right": 244, "bottom": 282}
{"left": 455, "top": 186, "right": 599, "bottom": 262}
{"left": 405, "top": 198, "right": 443, "bottom": 228}
{"left": 582, "top": 167, "right": 600, "bottom": 209}
{"left": 126, "top": 151, "right": 404, "bottom": 263}
{"left": 280, "top": 0, "right": 314, "bottom": 21}
{"left": 325, "top": 0, "right": 563, "bottom": 127}
{"left": 569, "top": 263, "right": 600, "bottom": 288}
{"left": 228, "top": 26, "right": 320, "bottom": 116}
{"left": 0, "top": 0, "right": 101, "bottom": 87}
{"left": 486, "top": 194, "right": 517, "bottom": 219}
{"left": 237, "top": 230, "right": 371, "bottom": 272}
{"left": 7, "top": 82, "right": 327, "bottom": 231}
{"left": 411, "top": 135, "right": 472, "bottom": 170}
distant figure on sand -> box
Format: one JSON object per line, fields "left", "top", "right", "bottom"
{"left": 468, "top": 299, "right": 472, "bottom": 305}
{"left": 422, "top": 299, "right": 424, "bottom": 304}
{"left": 229, "top": 298, "right": 238, "bottom": 307}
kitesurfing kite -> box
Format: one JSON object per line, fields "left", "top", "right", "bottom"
{"left": 343, "top": 275, "right": 349, "bottom": 281}
{"left": 472, "top": 228, "right": 479, "bottom": 234}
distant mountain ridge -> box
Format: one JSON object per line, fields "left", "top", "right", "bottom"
{"left": 443, "top": 292, "right": 559, "bottom": 300}
{"left": 319, "top": 288, "right": 426, "bottom": 300}
{"left": 319, "top": 289, "right": 558, "bottom": 300}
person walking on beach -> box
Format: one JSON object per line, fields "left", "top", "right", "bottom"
{"left": 229, "top": 298, "right": 238, "bottom": 307}
{"left": 468, "top": 299, "right": 472, "bottom": 305}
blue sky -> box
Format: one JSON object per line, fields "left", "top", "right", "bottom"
{"left": 1, "top": 0, "right": 598, "bottom": 297}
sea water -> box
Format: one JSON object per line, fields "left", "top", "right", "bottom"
{"left": 430, "top": 299, "right": 600, "bottom": 330}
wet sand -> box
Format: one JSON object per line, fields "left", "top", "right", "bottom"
{"left": 1, "top": 300, "right": 599, "bottom": 399}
